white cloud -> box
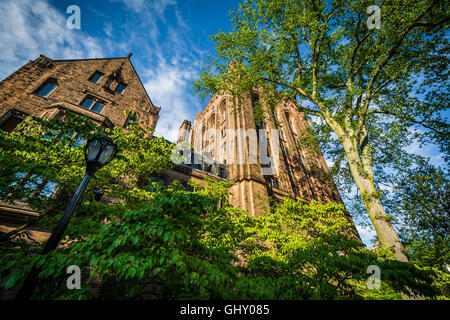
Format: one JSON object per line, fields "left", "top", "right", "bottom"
{"left": 114, "top": 0, "right": 146, "bottom": 13}
{"left": 0, "top": 0, "right": 104, "bottom": 80}
{"left": 144, "top": 60, "right": 199, "bottom": 142}
{"left": 103, "top": 21, "right": 113, "bottom": 38}
{"left": 356, "top": 225, "right": 377, "bottom": 248}
{"left": 110, "top": 0, "right": 206, "bottom": 142}
{"left": 0, "top": 0, "right": 208, "bottom": 145}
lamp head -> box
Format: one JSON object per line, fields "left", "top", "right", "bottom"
{"left": 84, "top": 136, "right": 117, "bottom": 174}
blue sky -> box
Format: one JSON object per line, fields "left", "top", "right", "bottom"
{"left": 0, "top": 0, "right": 446, "bottom": 247}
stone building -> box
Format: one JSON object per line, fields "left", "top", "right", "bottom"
{"left": 0, "top": 54, "right": 159, "bottom": 132}
{"left": 0, "top": 53, "right": 347, "bottom": 233}
{"left": 0, "top": 54, "right": 160, "bottom": 238}
{"left": 173, "top": 90, "right": 343, "bottom": 216}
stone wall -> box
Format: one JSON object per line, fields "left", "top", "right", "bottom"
{"left": 182, "top": 89, "right": 344, "bottom": 216}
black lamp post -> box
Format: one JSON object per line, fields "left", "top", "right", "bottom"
{"left": 15, "top": 136, "right": 117, "bottom": 300}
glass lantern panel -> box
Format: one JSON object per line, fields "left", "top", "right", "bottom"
{"left": 86, "top": 139, "right": 102, "bottom": 161}
{"left": 98, "top": 144, "right": 115, "bottom": 164}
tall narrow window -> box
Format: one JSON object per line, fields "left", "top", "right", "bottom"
{"left": 89, "top": 71, "right": 103, "bottom": 83}
{"left": 209, "top": 113, "right": 216, "bottom": 130}
{"left": 80, "top": 96, "right": 105, "bottom": 114}
{"left": 201, "top": 126, "right": 206, "bottom": 149}
{"left": 220, "top": 100, "right": 227, "bottom": 122}
{"left": 285, "top": 112, "right": 296, "bottom": 135}
{"left": 34, "top": 79, "right": 57, "bottom": 97}
{"left": 261, "top": 138, "right": 271, "bottom": 167}
{"left": 272, "top": 111, "right": 278, "bottom": 123}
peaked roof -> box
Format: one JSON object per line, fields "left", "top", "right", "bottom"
{"left": 47, "top": 54, "right": 157, "bottom": 110}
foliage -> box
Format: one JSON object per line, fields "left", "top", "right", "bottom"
{"left": 193, "top": 0, "right": 449, "bottom": 260}
{"left": 227, "top": 199, "right": 437, "bottom": 299}
{"left": 391, "top": 163, "right": 450, "bottom": 299}
{"left": 0, "top": 111, "right": 442, "bottom": 299}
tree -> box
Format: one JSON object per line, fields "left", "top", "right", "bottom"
{"left": 0, "top": 111, "right": 440, "bottom": 299}
{"left": 194, "top": 0, "right": 449, "bottom": 262}
{"left": 392, "top": 163, "right": 450, "bottom": 298}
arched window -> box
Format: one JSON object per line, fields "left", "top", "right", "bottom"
{"left": 220, "top": 100, "right": 227, "bottom": 122}
{"left": 201, "top": 125, "right": 206, "bottom": 148}
{"left": 272, "top": 110, "right": 278, "bottom": 123}
{"left": 208, "top": 113, "right": 216, "bottom": 128}
{"left": 261, "top": 138, "right": 271, "bottom": 167}
{"left": 207, "top": 114, "right": 216, "bottom": 143}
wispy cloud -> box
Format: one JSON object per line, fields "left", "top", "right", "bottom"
{"left": 103, "top": 21, "right": 113, "bottom": 38}
{"left": 109, "top": 0, "right": 207, "bottom": 140}
{"left": 0, "top": 0, "right": 104, "bottom": 80}
{"left": 144, "top": 60, "right": 201, "bottom": 142}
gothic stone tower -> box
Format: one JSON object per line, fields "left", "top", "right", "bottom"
{"left": 178, "top": 90, "right": 343, "bottom": 216}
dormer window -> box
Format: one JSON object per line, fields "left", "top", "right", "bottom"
{"left": 115, "top": 83, "right": 127, "bottom": 94}
{"left": 34, "top": 79, "right": 57, "bottom": 97}
{"left": 89, "top": 71, "right": 103, "bottom": 83}
{"left": 80, "top": 96, "right": 106, "bottom": 114}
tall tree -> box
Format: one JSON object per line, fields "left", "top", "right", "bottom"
{"left": 393, "top": 163, "right": 449, "bottom": 268}
{"left": 194, "top": 0, "right": 449, "bottom": 261}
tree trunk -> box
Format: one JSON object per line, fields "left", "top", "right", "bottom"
{"left": 343, "top": 138, "right": 408, "bottom": 262}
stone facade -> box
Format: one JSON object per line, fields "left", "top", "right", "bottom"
{"left": 0, "top": 54, "right": 160, "bottom": 132}
{"left": 177, "top": 90, "right": 343, "bottom": 216}
{"left": 0, "top": 54, "right": 359, "bottom": 300}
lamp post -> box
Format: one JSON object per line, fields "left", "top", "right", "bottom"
{"left": 15, "top": 136, "right": 117, "bottom": 300}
